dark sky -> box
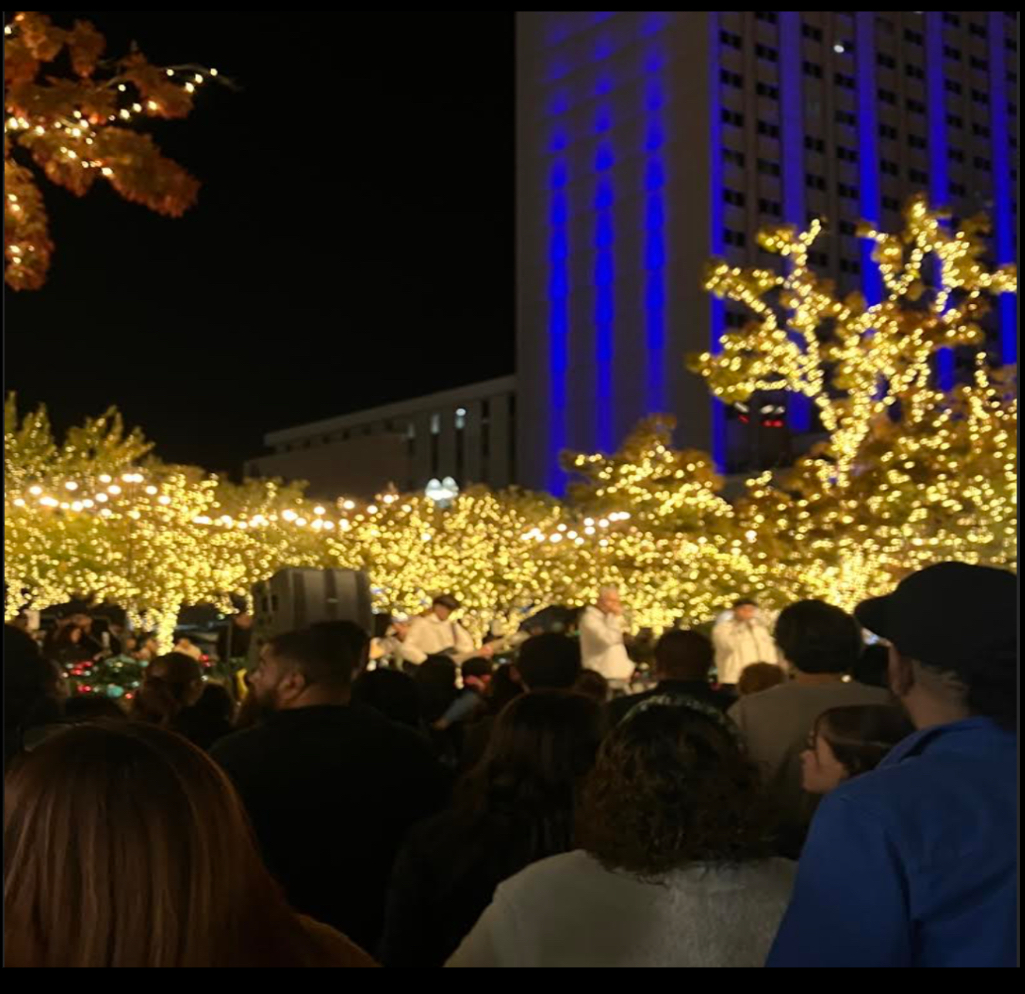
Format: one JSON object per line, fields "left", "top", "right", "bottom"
{"left": 5, "top": 11, "right": 514, "bottom": 473}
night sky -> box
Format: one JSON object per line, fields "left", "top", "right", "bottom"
{"left": 5, "top": 11, "right": 514, "bottom": 473}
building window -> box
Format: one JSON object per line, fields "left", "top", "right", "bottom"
{"left": 950, "top": 181, "right": 967, "bottom": 196}
{"left": 836, "top": 146, "right": 858, "bottom": 162}
{"left": 757, "top": 158, "right": 782, "bottom": 176}
{"left": 723, "top": 148, "right": 746, "bottom": 168}
{"left": 972, "top": 123, "right": 991, "bottom": 138}
{"left": 877, "top": 53, "right": 897, "bottom": 69}
{"left": 1009, "top": 70, "right": 1018, "bottom": 85}
{"left": 879, "top": 123, "right": 899, "bottom": 139}
{"left": 878, "top": 89, "right": 897, "bottom": 105}
{"left": 803, "top": 61, "right": 823, "bottom": 78}
{"left": 802, "top": 24, "right": 824, "bottom": 42}
{"left": 942, "top": 12, "right": 961, "bottom": 26}
{"left": 882, "top": 195, "right": 901, "bottom": 211}
{"left": 1011, "top": 103, "right": 1019, "bottom": 117}
{"left": 904, "top": 29, "right": 924, "bottom": 45}
{"left": 835, "top": 72, "right": 856, "bottom": 89}
{"left": 881, "top": 160, "right": 899, "bottom": 176}
{"left": 805, "top": 174, "right": 826, "bottom": 191}
{"left": 838, "top": 182, "right": 859, "bottom": 199}
{"left": 971, "top": 90, "right": 990, "bottom": 105}
{"left": 430, "top": 413, "right": 441, "bottom": 435}
{"left": 755, "top": 11, "right": 778, "bottom": 23}
{"left": 758, "top": 198, "right": 782, "bottom": 217}
{"left": 840, "top": 258, "right": 861, "bottom": 274}
{"left": 839, "top": 219, "right": 858, "bottom": 235}
{"left": 721, "top": 68, "right": 744, "bottom": 87}
{"left": 809, "top": 250, "right": 829, "bottom": 266}
{"left": 724, "top": 229, "right": 747, "bottom": 247}
{"left": 804, "top": 136, "right": 825, "bottom": 152}
{"left": 724, "top": 188, "right": 746, "bottom": 206}
{"left": 908, "top": 134, "right": 927, "bottom": 149}
{"left": 876, "top": 16, "right": 895, "bottom": 34}
{"left": 756, "top": 81, "right": 780, "bottom": 99}
{"left": 755, "top": 43, "right": 779, "bottom": 62}
{"left": 973, "top": 155, "right": 993, "bottom": 170}
{"left": 969, "top": 22, "right": 987, "bottom": 38}
{"left": 720, "top": 30, "right": 742, "bottom": 49}
{"left": 907, "top": 98, "right": 926, "bottom": 115}
{"left": 455, "top": 407, "right": 467, "bottom": 430}
{"left": 1007, "top": 38, "right": 1018, "bottom": 52}
{"left": 971, "top": 56, "right": 990, "bottom": 72}
{"left": 909, "top": 167, "right": 928, "bottom": 184}
{"left": 905, "top": 64, "right": 925, "bottom": 80}
{"left": 836, "top": 109, "right": 857, "bottom": 126}
{"left": 757, "top": 120, "right": 781, "bottom": 138}
{"left": 947, "top": 113, "right": 964, "bottom": 128}
{"left": 948, "top": 148, "right": 966, "bottom": 162}
{"left": 722, "top": 109, "right": 744, "bottom": 127}
{"left": 725, "top": 310, "right": 746, "bottom": 328}
{"left": 943, "top": 45, "right": 962, "bottom": 61}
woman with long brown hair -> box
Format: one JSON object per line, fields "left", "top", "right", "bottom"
{"left": 4, "top": 721, "right": 376, "bottom": 967}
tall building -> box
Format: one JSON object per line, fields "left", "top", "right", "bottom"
{"left": 245, "top": 377, "right": 516, "bottom": 499}
{"left": 516, "top": 11, "right": 1018, "bottom": 493}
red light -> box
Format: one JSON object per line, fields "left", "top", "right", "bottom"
{"left": 740, "top": 415, "right": 749, "bottom": 424}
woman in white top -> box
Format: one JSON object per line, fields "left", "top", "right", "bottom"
{"left": 448, "top": 697, "right": 795, "bottom": 968}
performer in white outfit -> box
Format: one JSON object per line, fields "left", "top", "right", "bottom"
{"left": 711, "top": 598, "right": 781, "bottom": 688}
{"left": 400, "top": 595, "right": 493, "bottom": 666}
{"left": 579, "top": 586, "right": 635, "bottom": 687}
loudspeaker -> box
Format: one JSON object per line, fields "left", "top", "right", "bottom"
{"left": 249, "top": 568, "right": 373, "bottom": 667}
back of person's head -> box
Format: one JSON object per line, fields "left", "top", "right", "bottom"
{"left": 3, "top": 722, "right": 345, "bottom": 967}
{"left": 192, "top": 682, "right": 235, "bottom": 721}
{"left": 413, "top": 655, "right": 459, "bottom": 723}
{"left": 486, "top": 663, "right": 523, "bottom": 714}
{"left": 309, "top": 620, "right": 370, "bottom": 676}
{"left": 268, "top": 626, "right": 356, "bottom": 692}
{"left": 462, "top": 656, "right": 494, "bottom": 684}
{"left": 577, "top": 699, "right": 772, "bottom": 875}
{"left": 851, "top": 643, "right": 889, "bottom": 689}
{"left": 352, "top": 668, "right": 422, "bottom": 729}
{"left": 573, "top": 668, "right": 610, "bottom": 703}
{"left": 131, "top": 652, "right": 203, "bottom": 727}
{"left": 654, "top": 629, "right": 714, "bottom": 682}
{"left": 515, "top": 633, "right": 582, "bottom": 690}
{"left": 814, "top": 705, "right": 914, "bottom": 778}
{"left": 774, "top": 600, "right": 862, "bottom": 674}
{"left": 467, "top": 690, "right": 603, "bottom": 831}
{"left": 63, "top": 695, "right": 127, "bottom": 722}
{"left": 4, "top": 625, "right": 62, "bottom": 764}
{"left": 737, "top": 662, "right": 787, "bottom": 696}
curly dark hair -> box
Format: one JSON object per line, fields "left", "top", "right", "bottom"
{"left": 577, "top": 701, "right": 774, "bottom": 875}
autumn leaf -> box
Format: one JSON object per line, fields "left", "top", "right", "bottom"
{"left": 67, "top": 19, "right": 105, "bottom": 78}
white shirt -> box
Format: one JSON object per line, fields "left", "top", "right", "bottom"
{"left": 712, "top": 613, "right": 781, "bottom": 685}
{"left": 402, "top": 613, "right": 475, "bottom": 665}
{"left": 578, "top": 606, "right": 635, "bottom": 681}
{"left": 447, "top": 850, "right": 796, "bottom": 968}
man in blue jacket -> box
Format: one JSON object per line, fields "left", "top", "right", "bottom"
{"left": 767, "top": 562, "right": 1017, "bottom": 968}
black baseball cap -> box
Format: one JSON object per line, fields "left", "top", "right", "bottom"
{"left": 855, "top": 562, "right": 1016, "bottom": 672}
{"left": 433, "top": 595, "right": 461, "bottom": 611}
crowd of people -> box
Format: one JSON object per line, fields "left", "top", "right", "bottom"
{"left": 3, "top": 561, "right": 1017, "bottom": 968}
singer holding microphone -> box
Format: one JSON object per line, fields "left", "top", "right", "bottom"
{"left": 711, "top": 598, "right": 780, "bottom": 690}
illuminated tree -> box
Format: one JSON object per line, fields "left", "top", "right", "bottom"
{"left": 4, "top": 10, "right": 218, "bottom": 289}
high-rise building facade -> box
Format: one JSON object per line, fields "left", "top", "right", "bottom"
{"left": 516, "top": 11, "right": 1018, "bottom": 493}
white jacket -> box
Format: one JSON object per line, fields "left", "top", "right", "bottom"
{"left": 402, "top": 614, "right": 475, "bottom": 665}
{"left": 712, "top": 613, "right": 780, "bottom": 684}
{"left": 578, "top": 606, "right": 635, "bottom": 681}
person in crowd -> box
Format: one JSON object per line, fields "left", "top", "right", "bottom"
{"left": 737, "top": 661, "right": 788, "bottom": 697}
{"left": 850, "top": 641, "right": 889, "bottom": 689}
{"left": 4, "top": 721, "right": 375, "bottom": 967}
{"left": 63, "top": 694, "right": 127, "bottom": 722}
{"left": 769, "top": 563, "right": 1017, "bottom": 967}
{"left": 4, "top": 624, "right": 64, "bottom": 767}
{"left": 401, "top": 595, "right": 493, "bottom": 667}
{"left": 352, "top": 667, "right": 424, "bottom": 732}
{"left": 130, "top": 651, "right": 204, "bottom": 730}
{"left": 43, "top": 616, "right": 98, "bottom": 669}
{"left": 310, "top": 619, "right": 372, "bottom": 679}
{"left": 728, "top": 600, "right": 891, "bottom": 855}
{"left": 459, "top": 663, "right": 525, "bottom": 771}
{"left": 485, "top": 663, "right": 523, "bottom": 712}
{"left": 413, "top": 655, "right": 460, "bottom": 727}
{"left": 211, "top": 626, "right": 450, "bottom": 953}
{"left": 448, "top": 698, "right": 794, "bottom": 967}
{"left": 712, "top": 598, "right": 780, "bottom": 689}
{"left": 381, "top": 691, "right": 603, "bottom": 968}
{"left": 800, "top": 704, "right": 912, "bottom": 796}
{"left": 176, "top": 682, "right": 236, "bottom": 751}
{"left": 573, "top": 668, "right": 610, "bottom": 704}
{"left": 434, "top": 657, "right": 494, "bottom": 732}
{"left": 578, "top": 586, "right": 635, "bottom": 688}
{"left": 515, "top": 632, "right": 583, "bottom": 691}
{"left": 608, "top": 629, "right": 734, "bottom": 725}
{"left": 216, "top": 603, "right": 255, "bottom": 664}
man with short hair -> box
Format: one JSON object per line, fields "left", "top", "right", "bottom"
{"left": 768, "top": 563, "right": 1017, "bottom": 968}
{"left": 712, "top": 598, "right": 780, "bottom": 688}
{"left": 608, "top": 629, "right": 735, "bottom": 725}
{"left": 401, "top": 595, "right": 492, "bottom": 666}
{"left": 578, "top": 587, "right": 635, "bottom": 686}
{"left": 212, "top": 625, "right": 450, "bottom": 953}
{"left": 728, "top": 601, "right": 890, "bottom": 852}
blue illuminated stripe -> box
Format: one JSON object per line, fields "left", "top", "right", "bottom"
{"left": 779, "top": 11, "right": 811, "bottom": 432}
{"left": 708, "top": 13, "right": 726, "bottom": 471}
{"left": 988, "top": 12, "right": 1017, "bottom": 365}
{"left": 547, "top": 117, "right": 570, "bottom": 493}
{"left": 927, "top": 13, "right": 955, "bottom": 390}
{"left": 855, "top": 13, "right": 883, "bottom": 305}
{"left": 644, "top": 53, "right": 666, "bottom": 411}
